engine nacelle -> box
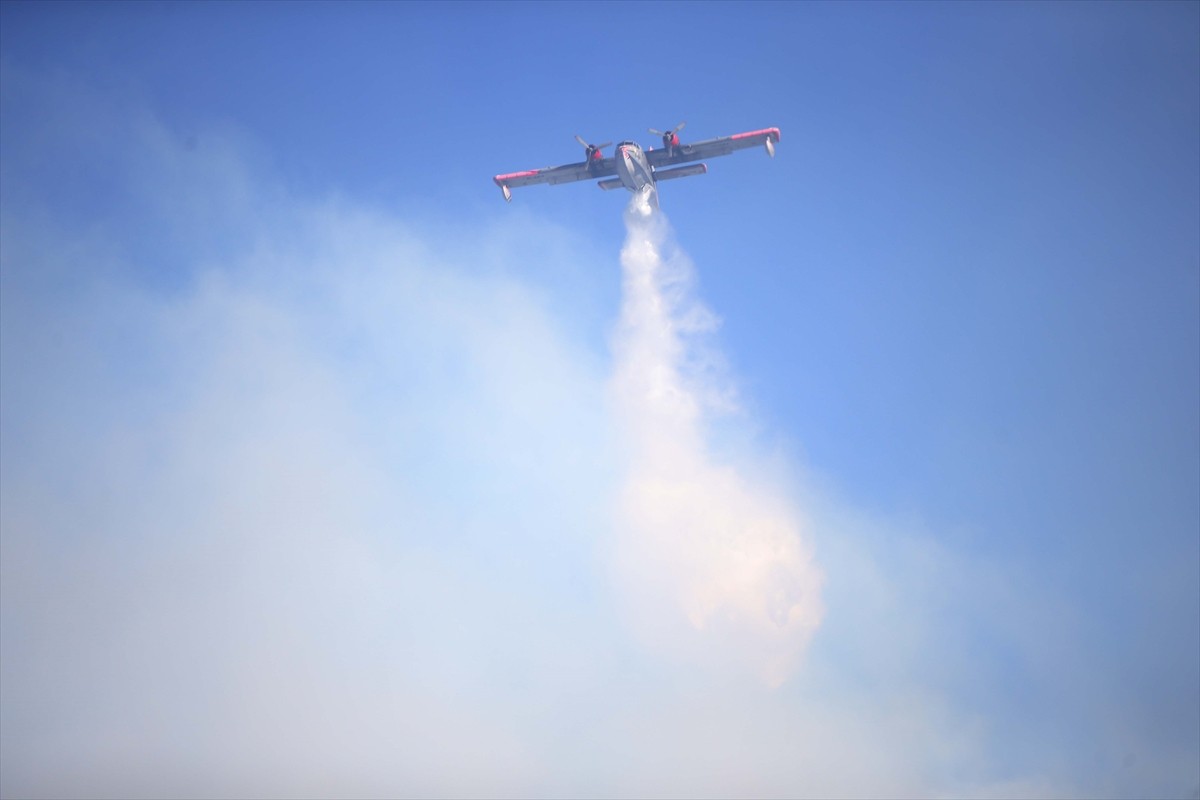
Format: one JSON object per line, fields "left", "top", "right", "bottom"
{"left": 765, "top": 138, "right": 775, "bottom": 158}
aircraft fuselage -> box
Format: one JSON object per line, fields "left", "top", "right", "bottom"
{"left": 615, "top": 141, "right": 658, "bottom": 203}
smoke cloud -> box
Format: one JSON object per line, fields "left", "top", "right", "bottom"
{"left": 4, "top": 70, "right": 1193, "bottom": 798}
{"left": 609, "top": 197, "right": 823, "bottom": 686}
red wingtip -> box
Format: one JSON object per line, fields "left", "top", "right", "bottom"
{"left": 493, "top": 170, "right": 539, "bottom": 185}
{"left": 731, "top": 127, "right": 781, "bottom": 142}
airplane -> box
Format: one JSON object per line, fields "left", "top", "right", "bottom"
{"left": 493, "top": 123, "right": 780, "bottom": 207}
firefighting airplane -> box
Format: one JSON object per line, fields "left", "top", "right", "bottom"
{"left": 493, "top": 123, "right": 780, "bottom": 207}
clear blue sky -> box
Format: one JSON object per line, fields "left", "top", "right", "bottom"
{"left": 2, "top": 2, "right": 1197, "bottom": 797}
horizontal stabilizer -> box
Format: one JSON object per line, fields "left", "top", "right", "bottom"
{"left": 597, "top": 178, "right": 624, "bottom": 191}
{"left": 653, "top": 163, "right": 708, "bottom": 182}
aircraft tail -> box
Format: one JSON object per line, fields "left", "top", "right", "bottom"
{"left": 624, "top": 184, "right": 658, "bottom": 215}
{"left": 652, "top": 163, "right": 708, "bottom": 182}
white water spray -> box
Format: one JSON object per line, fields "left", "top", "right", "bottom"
{"left": 610, "top": 196, "right": 823, "bottom": 687}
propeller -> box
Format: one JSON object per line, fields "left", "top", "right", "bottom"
{"left": 648, "top": 121, "right": 687, "bottom": 138}
{"left": 649, "top": 121, "right": 687, "bottom": 149}
{"left": 575, "top": 135, "right": 612, "bottom": 162}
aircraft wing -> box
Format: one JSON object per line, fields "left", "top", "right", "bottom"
{"left": 494, "top": 157, "right": 618, "bottom": 199}
{"left": 645, "top": 127, "right": 780, "bottom": 169}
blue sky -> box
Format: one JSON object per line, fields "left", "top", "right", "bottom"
{"left": 2, "top": 2, "right": 1198, "bottom": 797}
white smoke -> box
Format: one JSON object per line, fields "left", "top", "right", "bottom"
{"left": 12, "top": 69, "right": 1190, "bottom": 796}
{"left": 609, "top": 196, "right": 823, "bottom": 687}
